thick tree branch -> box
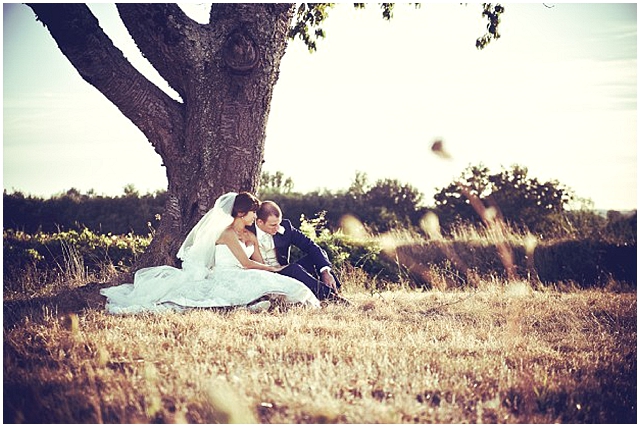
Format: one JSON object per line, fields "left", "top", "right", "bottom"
{"left": 27, "top": 3, "right": 184, "bottom": 160}
{"left": 116, "top": 3, "right": 201, "bottom": 101}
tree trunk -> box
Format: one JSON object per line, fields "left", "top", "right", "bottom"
{"left": 28, "top": 4, "right": 294, "bottom": 273}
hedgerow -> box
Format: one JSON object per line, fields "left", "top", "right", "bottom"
{"left": 3, "top": 228, "right": 150, "bottom": 294}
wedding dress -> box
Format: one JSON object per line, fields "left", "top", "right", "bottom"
{"left": 100, "top": 192, "right": 320, "bottom": 314}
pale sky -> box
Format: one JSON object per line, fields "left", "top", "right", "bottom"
{"left": 3, "top": 3, "right": 637, "bottom": 211}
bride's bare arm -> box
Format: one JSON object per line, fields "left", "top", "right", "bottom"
{"left": 246, "top": 232, "right": 267, "bottom": 263}
{"left": 217, "top": 229, "right": 279, "bottom": 272}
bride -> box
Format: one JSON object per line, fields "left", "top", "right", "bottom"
{"left": 100, "top": 192, "right": 321, "bottom": 314}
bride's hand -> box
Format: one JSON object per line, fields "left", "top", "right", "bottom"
{"left": 271, "top": 265, "right": 287, "bottom": 273}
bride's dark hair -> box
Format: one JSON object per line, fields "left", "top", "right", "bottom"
{"left": 232, "top": 192, "right": 260, "bottom": 217}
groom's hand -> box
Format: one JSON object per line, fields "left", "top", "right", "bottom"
{"left": 321, "top": 270, "right": 338, "bottom": 292}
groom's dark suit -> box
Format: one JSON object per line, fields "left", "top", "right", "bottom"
{"left": 248, "top": 219, "right": 341, "bottom": 300}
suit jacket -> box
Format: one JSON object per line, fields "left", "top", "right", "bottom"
{"left": 249, "top": 219, "right": 331, "bottom": 271}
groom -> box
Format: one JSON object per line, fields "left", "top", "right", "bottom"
{"left": 249, "top": 200, "right": 348, "bottom": 303}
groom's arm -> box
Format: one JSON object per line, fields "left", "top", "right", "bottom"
{"left": 283, "top": 219, "right": 331, "bottom": 270}
{"left": 285, "top": 220, "right": 338, "bottom": 292}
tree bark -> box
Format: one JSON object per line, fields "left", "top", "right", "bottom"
{"left": 28, "top": 3, "right": 294, "bottom": 272}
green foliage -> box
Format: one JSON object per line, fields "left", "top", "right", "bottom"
{"left": 4, "top": 188, "right": 165, "bottom": 235}
{"left": 354, "top": 3, "right": 399, "bottom": 20}
{"left": 3, "top": 228, "right": 150, "bottom": 293}
{"left": 434, "top": 164, "right": 575, "bottom": 236}
{"left": 297, "top": 212, "right": 404, "bottom": 286}
{"left": 394, "top": 237, "right": 636, "bottom": 288}
{"left": 535, "top": 209, "right": 635, "bottom": 244}
{"left": 288, "top": 3, "right": 334, "bottom": 52}
{"left": 291, "top": 3, "right": 502, "bottom": 52}
{"left": 4, "top": 167, "right": 636, "bottom": 293}
{"left": 4, "top": 218, "right": 636, "bottom": 298}
{"left": 294, "top": 211, "right": 636, "bottom": 290}
{"left": 356, "top": 175, "right": 425, "bottom": 232}
{"left": 533, "top": 239, "right": 636, "bottom": 286}
{"left": 4, "top": 167, "right": 635, "bottom": 252}
{"left": 289, "top": 3, "right": 403, "bottom": 53}
{"left": 605, "top": 210, "right": 637, "bottom": 244}
{"left": 259, "top": 170, "right": 294, "bottom": 194}
{"left": 261, "top": 171, "right": 426, "bottom": 234}
{"left": 476, "top": 3, "right": 505, "bottom": 49}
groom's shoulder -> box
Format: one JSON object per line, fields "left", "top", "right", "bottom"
{"left": 281, "top": 218, "right": 293, "bottom": 229}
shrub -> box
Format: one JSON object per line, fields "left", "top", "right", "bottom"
{"left": 3, "top": 228, "right": 150, "bottom": 295}
{"left": 533, "top": 240, "right": 636, "bottom": 286}
{"left": 297, "top": 213, "right": 404, "bottom": 287}
{"left": 289, "top": 213, "right": 637, "bottom": 291}
{"left": 4, "top": 216, "right": 636, "bottom": 297}
{"left": 387, "top": 238, "right": 636, "bottom": 289}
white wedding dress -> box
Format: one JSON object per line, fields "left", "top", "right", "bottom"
{"left": 100, "top": 192, "right": 320, "bottom": 314}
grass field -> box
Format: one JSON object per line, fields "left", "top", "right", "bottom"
{"left": 3, "top": 278, "right": 636, "bottom": 423}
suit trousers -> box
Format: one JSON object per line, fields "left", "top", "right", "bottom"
{"left": 277, "top": 255, "right": 341, "bottom": 300}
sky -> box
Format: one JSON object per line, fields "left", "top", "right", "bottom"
{"left": 3, "top": 3, "right": 637, "bottom": 211}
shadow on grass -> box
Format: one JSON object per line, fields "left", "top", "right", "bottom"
{"left": 3, "top": 282, "right": 107, "bottom": 331}
{"left": 503, "top": 360, "right": 637, "bottom": 423}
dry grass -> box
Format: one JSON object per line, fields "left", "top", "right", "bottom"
{"left": 3, "top": 279, "right": 636, "bottom": 423}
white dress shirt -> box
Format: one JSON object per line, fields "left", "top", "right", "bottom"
{"left": 256, "top": 225, "right": 331, "bottom": 274}
{"left": 256, "top": 226, "right": 280, "bottom": 267}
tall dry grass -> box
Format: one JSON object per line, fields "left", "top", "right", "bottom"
{"left": 4, "top": 215, "right": 636, "bottom": 423}
{"left": 4, "top": 276, "right": 636, "bottom": 423}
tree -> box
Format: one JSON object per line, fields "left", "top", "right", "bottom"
{"left": 360, "top": 178, "right": 424, "bottom": 232}
{"left": 347, "top": 171, "right": 370, "bottom": 197}
{"left": 487, "top": 165, "right": 573, "bottom": 230}
{"left": 27, "top": 3, "right": 503, "bottom": 269}
{"left": 258, "top": 170, "right": 295, "bottom": 195}
{"left": 433, "top": 164, "right": 574, "bottom": 234}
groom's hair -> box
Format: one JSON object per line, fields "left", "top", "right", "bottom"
{"left": 257, "top": 201, "right": 282, "bottom": 221}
